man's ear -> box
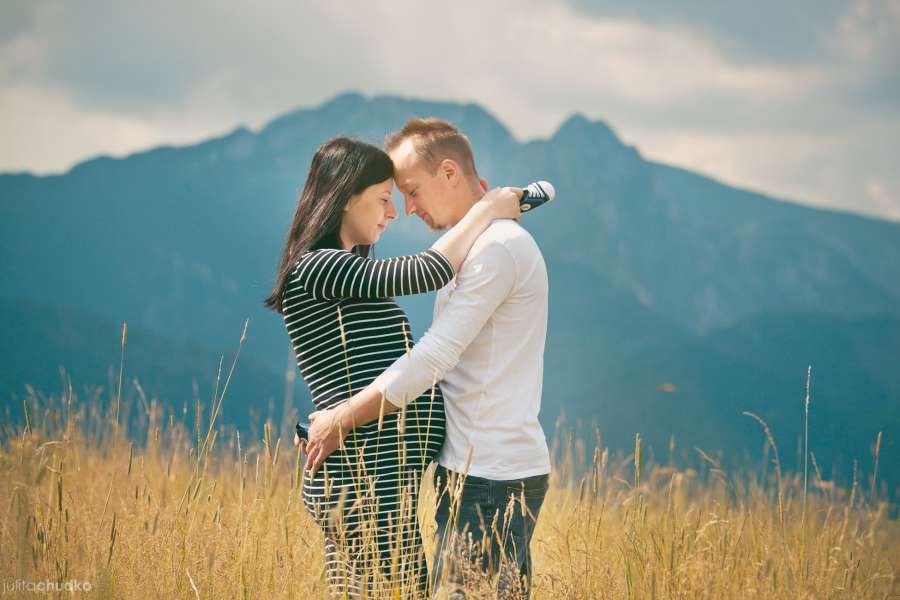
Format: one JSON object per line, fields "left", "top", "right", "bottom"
{"left": 440, "top": 159, "right": 460, "bottom": 186}
{"left": 479, "top": 178, "right": 488, "bottom": 193}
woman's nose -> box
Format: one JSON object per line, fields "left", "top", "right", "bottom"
{"left": 386, "top": 197, "right": 398, "bottom": 220}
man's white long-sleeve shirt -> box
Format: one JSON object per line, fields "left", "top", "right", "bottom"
{"left": 372, "top": 220, "right": 551, "bottom": 479}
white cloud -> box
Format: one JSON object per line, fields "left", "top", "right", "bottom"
{"left": 624, "top": 119, "right": 900, "bottom": 221}
{"left": 1, "top": 0, "right": 897, "bottom": 221}
{"left": 836, "top": 0, "right": 900, "bottom": 61}
{"left": 866, "top": 180, "right": 900, "bottom": 221}
{"left": 0, "top": 83, "right": 237, "bottom": 173}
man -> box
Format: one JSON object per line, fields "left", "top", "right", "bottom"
{"left": 303, "top": 118, "right": 551, "bottom": 598}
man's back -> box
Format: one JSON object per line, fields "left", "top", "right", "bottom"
{"left": 435, "top": 219, "right": 551, "bottom": 479}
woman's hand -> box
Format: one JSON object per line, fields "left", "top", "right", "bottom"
{"left": 479, "top": 186, "right": 523, "bottom": 221}
{"left": 304, "top": 404, "right": 350, "bottom": 475}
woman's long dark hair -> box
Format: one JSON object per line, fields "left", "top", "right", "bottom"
{"left": 264, "top": 137, "right": 394, "bottom": 314}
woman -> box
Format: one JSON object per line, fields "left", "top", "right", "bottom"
{"left": 264, "top": 137, "right": 519, "bottom": 598}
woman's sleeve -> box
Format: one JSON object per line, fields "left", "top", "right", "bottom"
{"left": 290, "top": 248, "right": 455, "bottom": 300}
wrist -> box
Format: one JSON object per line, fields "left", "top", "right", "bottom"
{"left": 337, "top": 401, "right": 354, "bottom": 433}
{"left": 470, "top": 199, "right": 494, "bottom": 221}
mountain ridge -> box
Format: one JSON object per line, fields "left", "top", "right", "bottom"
{"left": 2, "top": 92, "right": 897, "bottom": 491}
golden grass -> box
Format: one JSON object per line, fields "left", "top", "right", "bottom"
{"left": 2, "top": 385, "right": 897, "bottom": 600}
{"left": 1, "top": 324, "right": 897, "bottom": 598}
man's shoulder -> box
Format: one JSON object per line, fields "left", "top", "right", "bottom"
{"left": 475, "top": 219, "right": 535, "bottom": 248}
{"left": 473, "top": 219, "right": 541, "bottom": 260}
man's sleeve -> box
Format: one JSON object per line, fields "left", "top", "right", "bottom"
{"left": 371, "top": 240, "right": 517, "bottom": 407}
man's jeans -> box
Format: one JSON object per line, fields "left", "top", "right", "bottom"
{"left": 431, "top": 464, "right": 549, "bottom": 599}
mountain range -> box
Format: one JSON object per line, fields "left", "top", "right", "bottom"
{"left": 2, "top": 92, "right": 897, "bottom": 492}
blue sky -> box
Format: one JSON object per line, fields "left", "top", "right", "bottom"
{"left": 2, "top": 0, "right": 899, "bottom": 221}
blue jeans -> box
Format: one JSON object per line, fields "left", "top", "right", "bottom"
{"left": 431, "top": 464, "right": 549, "bottom": 599}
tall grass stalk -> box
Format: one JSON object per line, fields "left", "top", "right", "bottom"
{"left": 1, "top": 350, "right": 897, "bottom": 598}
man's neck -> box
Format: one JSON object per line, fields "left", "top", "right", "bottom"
{"left": 446, "top": 179, "right": 484, "bottom": 226}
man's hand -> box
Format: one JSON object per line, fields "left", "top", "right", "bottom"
{"left": 304, "top": 404, "right": 350, "bottom": 475}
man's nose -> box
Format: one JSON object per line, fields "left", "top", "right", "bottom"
{"left": 403, "top": 196, "right": 416, "bottom": 217}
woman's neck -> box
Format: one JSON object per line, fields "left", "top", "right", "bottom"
{"left": 338, "top": 226, "right": 356, "bottom": 251}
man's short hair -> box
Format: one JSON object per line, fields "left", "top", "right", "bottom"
{"left": 385, "top": 118, "right": 479, "bottom": 178}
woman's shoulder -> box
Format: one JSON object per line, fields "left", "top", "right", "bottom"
{"left": 289, "top": 249, "right": 367, "bottom": 292}
{"left": 303, "top": 247, "right": 350, "bottom": 258}
{"left": 293, "top": 248, "right": 352, "bottom": 271}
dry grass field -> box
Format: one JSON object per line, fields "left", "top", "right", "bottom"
{"left": 1, "top": 346, "right": 897, "bottom": 598}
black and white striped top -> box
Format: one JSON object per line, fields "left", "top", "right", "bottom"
{"left": 282, "top": 247, "right": 453, "bottom": 524}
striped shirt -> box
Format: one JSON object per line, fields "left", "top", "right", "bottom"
{"left": 281, "top": 246, "right": 453, "bottom": 596}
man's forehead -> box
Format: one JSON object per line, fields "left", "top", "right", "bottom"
{"left": 389, "top": 139, "right": 419, "bottom": 169}
{"left": 389, "top": 141, "right": 422, "bottom": 191}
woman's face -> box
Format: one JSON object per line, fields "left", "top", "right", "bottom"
{"left": 340, "top": 178, "right": 398, "bottom": 248}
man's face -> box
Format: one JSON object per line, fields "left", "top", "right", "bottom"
{"left": 389, "top": 140, "right": 455, "bottom": 231}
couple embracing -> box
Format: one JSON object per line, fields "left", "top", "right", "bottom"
{"left": 264, "top": 118, "right": 552, "bottom": 599}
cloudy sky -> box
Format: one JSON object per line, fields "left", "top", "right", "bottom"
{"left": 2, "top": 0, "right": 899, "bottom": 221}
